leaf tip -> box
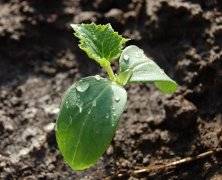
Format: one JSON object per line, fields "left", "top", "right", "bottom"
{"left": 70, "top": 24, "right": 79, "bottom": 31}
{"left": 155, "top": 81, "right": 178, "bottom": 94}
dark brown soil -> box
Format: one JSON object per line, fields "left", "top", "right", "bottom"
{"left": 0, "top": 0, "right": 222, "bottom": 179}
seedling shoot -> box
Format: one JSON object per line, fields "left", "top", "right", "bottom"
{"left": 56, "top": 23, "right": 177, "bottom": 170}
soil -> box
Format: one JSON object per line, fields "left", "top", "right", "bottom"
{"left": 0, "top": 0, "right": 222, "bottom": 179}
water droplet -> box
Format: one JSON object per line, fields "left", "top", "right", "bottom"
{"left": 76, "top": 81, "right": 89, "bottom": 92}
{"left": 113, "top": 113, "right": 116, "bottom": 117}
{"left": 95, "top": 75, "right": 101, "bottom": 81}
{"left": 111, "top": 123, "right": 115, "bottom": 127}
{"left": 115, "top": 97, "right": 120, "bottom": 103}
{"left": 123, "top": 55, "right": 129, "bottom": 62}
{"left": 77, "top": 103, "right": 83, "bottom": 113}
{"left": 105, "top": 114, "right": 109, "bottom": 119}
{"left": 92, "top": 100, "right": 97, "bottom": 107}
{"left": 112, "top": 107, "right": 115, "bottom": 111}
{"left": 65, "top": 101, "right": 69, "bottom": 109}
{"left": 92, "top": 35, "right": 96, "bottom": 40}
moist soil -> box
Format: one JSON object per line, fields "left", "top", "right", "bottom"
{"left": 0, "top": 0, "right": 222, "bottom": 179}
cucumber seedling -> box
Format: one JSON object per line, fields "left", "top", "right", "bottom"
{"left": 56, "top": 23, "right": 177, "bottom": 170}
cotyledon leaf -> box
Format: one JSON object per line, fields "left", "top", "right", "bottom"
{"left": 70, "top": 23, "right": 128, "bottom": 63}
{"left": 56, "top": 76, "right": 127, "bottom": 170}
{"left": 118, "top": 45, "right": 177, "bottom": 93}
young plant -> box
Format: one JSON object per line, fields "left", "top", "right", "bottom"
{"left": 56, "top": 23, "right": 177, "bottom": 170}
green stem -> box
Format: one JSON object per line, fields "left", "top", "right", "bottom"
{"left": 99, "top": 59, "right": 116, "bottom": 81}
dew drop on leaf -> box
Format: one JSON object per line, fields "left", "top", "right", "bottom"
{"left": 92, "top": 35, "right": 96, "bottom": 40}
{"left": 65, "top": 101, "right": 69, "bottom": 109}
{"left": 95, "top": 75, "right": 101, "bottom": 81}
{"left": 92, "top": 100, "right": 97, "bottom": 107}
{"left": 76, "top": 81, "right": 89, "bottom": 92}
{"left": 77, "top": 103, "right": 83, "bottom": 113}
{"left": 115, "top": 97, "right": 120, "bottom": 103}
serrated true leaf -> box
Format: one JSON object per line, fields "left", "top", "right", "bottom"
{"left": 56, "top": 76, "right": 127, "bottom": 170}
{"left": 118, "top": 45, "right": 177, "bottom": 93}
{"left": 71, "top": 23, "right": 128, "bottom": 63}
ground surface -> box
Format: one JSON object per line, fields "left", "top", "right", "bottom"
{"left": 0, "top": 0, "right": 222, "bottom": 179}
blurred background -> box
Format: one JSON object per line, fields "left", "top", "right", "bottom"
{"left": 0, "top": 0, "right": 222, "bottom": 179}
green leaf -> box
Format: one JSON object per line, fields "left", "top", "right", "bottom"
{"left": 116, "top": 70, "right": 133, "bottom": 86}
{"left": 56, "top": 76, "right": 127, "bottom": 170}
{"left": 118, "top": 45, "right": 177, "bottom": 93}
{"left": 71, "top": 23, "right": 128, "bottom": 63}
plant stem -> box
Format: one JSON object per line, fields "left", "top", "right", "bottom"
{"left": 99, "top": 59, "right": 116, "bottom": 81}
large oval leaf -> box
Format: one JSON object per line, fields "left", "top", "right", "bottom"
{"left": 56, "top": 76, "right": 127, "bottom": 170}
{"left": 118, "top": 45, "right": 177, "bottom": 93}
